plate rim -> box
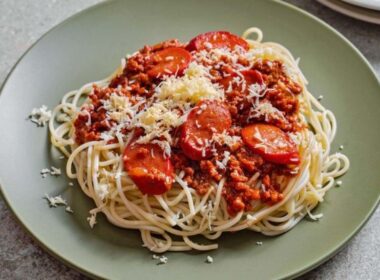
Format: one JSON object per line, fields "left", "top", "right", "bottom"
{"left": 342, "top": 0, "right": 380, "bottom": 12}
{"left": 317, "top": 0, "right": 380, "bottom": 25}
{"left": 0, "top": 0, "right": 379, "bottom": 279}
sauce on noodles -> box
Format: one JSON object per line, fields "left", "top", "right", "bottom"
{"left": 74, "top": 31, "right": 304, "bottom": 215}
{"left": 50, "top": 28, "right": 349, "bottom": 252}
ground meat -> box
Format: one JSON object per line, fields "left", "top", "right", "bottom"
{"left": 200, "top": 160, "right": 222, "bottom": 182}
{"left": 74, "top": 38, "right": 303, "bottom": 215}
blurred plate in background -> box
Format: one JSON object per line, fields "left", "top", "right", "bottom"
{"left": 318, "top": 0, "right": 380, "bottom": 24}
{"left": 342, "top": 0, "right": 380, "bottom": 11}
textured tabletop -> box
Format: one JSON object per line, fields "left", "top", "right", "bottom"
{"left": 0, "top": 0, "right": 379, "bottom": 279}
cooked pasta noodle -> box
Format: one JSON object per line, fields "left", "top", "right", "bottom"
{"left": 49, "top": 28, "right": 349, "bottom": 252}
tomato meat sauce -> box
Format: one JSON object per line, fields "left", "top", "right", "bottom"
{"left": 73, "top": 31, "right": 303, "bottom": 213}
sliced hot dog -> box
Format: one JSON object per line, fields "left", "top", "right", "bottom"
{"left": 123, "top": 143, "right": 174, "bottom": 195}
{"left": 180, "top": 100, "right": 232, "bottom": 160}
{"left": 220, "top": 70, "right": 263, "bottom": 95}
{"left": 241, "top": 124, "right": 300, "bottom": 165}
{"left": 147, "top": 47, "right": 191, "bottom": 78}
{"left": 186, "top": 31, "right": 249, "bottom": 52}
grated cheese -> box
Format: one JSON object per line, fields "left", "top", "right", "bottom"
{"left": 206, "top": 256, "right": 214, "bottom": 263}
{"left": 212, "top": 131, "right": 241, "bottom": 148}
{"left": 44, "top": 194, "right": 67, "bottom": 207}
{"left": 247, "top": 83, "right": 266, "bottom": 104}
{"left": 136, "top": 102, "right": 182, "bottom": 132}
{"left": 249, "top": 101, "right": 285, "bottom": 122}
{"left": 288, "top": 132, "right": 302, "bottom": 146}
{"left": 102, "top": 93, "right": 135, "bottom": 123}
{"left": 50, "top": 166, "right": 61, "bottom": 176}
{"left": 152, "top": 254, "right": 168, "bottom": 265}
{"left": 114, "top": 171, "right": 122, "bottom": 179}
{"left": 215, "top": 160, "right": 225, "bottom": 170}
{"left": 29, "top": 105, "right": 51, "bottom": 127}
{"left": 40, "top": 166, "right": 61, "bottom": 178}
{"left": 87, "top": 212, "right": 97, "bottom": 228}
{"left": 94, "top": 183, "right": 109, "bottom": 201}
{"left": 221, "top": 151, "right": 231, "bottom": 166}
{"left": 247, "top": 214, "right": 257, "bottom": 223}
{"left": 155, "top": 62, "right": 223, "bottom": 104}
{"left": 40, "top": 168, "right": 51, "bottom": 178}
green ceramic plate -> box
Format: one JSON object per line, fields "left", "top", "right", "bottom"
{"left": 0, "top": 0, "right": 379, "bottom": 279}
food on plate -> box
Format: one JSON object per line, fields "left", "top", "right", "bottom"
{"left": 49, "top": 27, "right": 349, "bottom": 252}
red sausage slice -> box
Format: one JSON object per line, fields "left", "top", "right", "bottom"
{"left": 220, "top": 70, "right": 263, "bottom": 94}
{"left": 147, "top": 47, "right": 191, "bottom": 78}
{"left": 180, "top": 100, "right": 232, "bottom": 160}
{"left": 241, "top": 124, "right": 300, "bottom": 165}
{"left": 186, "top": 31, "right": 249, "bottom": 52}
{"left": 123, "top": 143, "right": 174, "bottom": 195}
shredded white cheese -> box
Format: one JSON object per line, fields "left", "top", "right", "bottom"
{"left": 152, "top": 254, "right": 168, "bottom": 265}
{"left": 50, "top": 166, "right": 61, "bottom": 176}
{"left": 247, "top": 214, "right": 257, "bottom": 223}
{"left": 212, "top": 131, "right": 241, "bottom": 148}
{"left": 40, "top": 168, "right": 51, "bottom": 178}
{"left": 65, "top": 206, "right": 74, "bottom": 213}
{"left": 247, "top": 83, "right": 266, "bottom": 102}
{"left": 29, "top": 105, "right": 51, "bottom": 127}
{"left": 206, "top": 256, "right": 214, "bottom": 263}
{"left": 249, "top": 101, "right": 286, "bottom": 122}
{"left": 215, "top": 151, "right": 231, "bottom": 170}
{"left": 40, "top": 166, "right": 61, "bottom": 178}
{"left": 94, "top": 183, "right": 109, "bottom": 201}
{"left": 44, "top": 194, "right": 67, "bottom": 207}
{"left": 155, "top": 62, "right": 223, "bottom": 104}
{"left": 87, "top": 212, "right": 97, "bottom": 228}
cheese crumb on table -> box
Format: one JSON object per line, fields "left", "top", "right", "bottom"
{"left": 336, "top": 180, "right": 343, "bottom": 186}
{"left": 256, "top": 241, "right": 263, "bottom": 246}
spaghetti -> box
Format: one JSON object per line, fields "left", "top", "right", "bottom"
{"left": 49, "top": 28, "right": 349, "bottom": 252}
